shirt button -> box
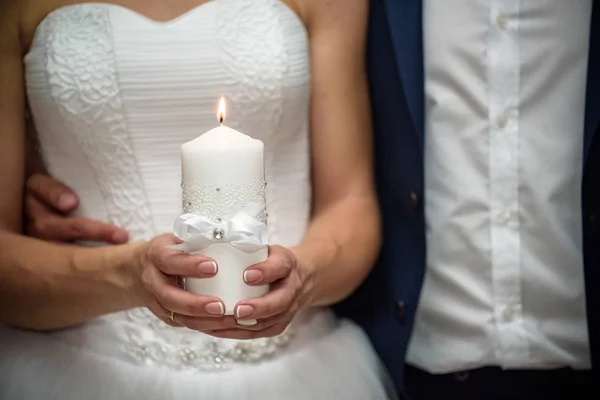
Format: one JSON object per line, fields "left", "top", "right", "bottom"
{"left": 495, "top": 210, "right": 513, "bottom": 224}
{"left": 395, "top": 300, "right": 406, "bottom": 324}
{"left": 496, "top": 115, "right": 507, "bottom": 129}
{"left": 497, "top": 14, "right": 508, "bottom": 29}
{"left": 590, "top": 212, "right": 598, "bottom": 233}
{"left": 407, "top": 192, "right": 419, "bottom": 214}
{"left": 502, "top": 306, "right": 515, "bottom": 322}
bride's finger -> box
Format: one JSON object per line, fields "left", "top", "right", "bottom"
{"left": 236, "top": 310, "right": 297, "bottom": 332}
{"left": 235, "top": 274, "right": 301, "bottom": 321}
{"left": 234, "top": 315, "right": 287, "bottom": 332}
{"left": 146, "top": 297, "right": 181, "bottom": 328}
{"left": 149, "top": 242, "right": 218, "bottom": 278}
{"left": 149, "top": 268, "right": 225, "bottom": 317}
{"left": 176, "top": 315, "right": 241, "bottom": 332}
{"left": 243, "top": 245, "right": 294, "bottom": 286}
{"left": 149, "top": 295, "right": 238, "bottom": 332}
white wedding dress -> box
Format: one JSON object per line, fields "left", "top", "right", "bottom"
{"left": 0, "top": 1, "right": 394, "bottom": 399}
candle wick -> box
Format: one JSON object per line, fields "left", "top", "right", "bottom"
{"left": 219, "top": 117, "right": 224, "bottom": 126}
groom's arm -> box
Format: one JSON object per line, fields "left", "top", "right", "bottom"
{"left": 22, "top": 112, "right": 128, "bottom": 244}
{"left": 24, "top": 173, "right": 129, "bottom": 243}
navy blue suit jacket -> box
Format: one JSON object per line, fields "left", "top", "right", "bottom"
{"left": 335, "top": 0, "right": 600, "bottom": 394}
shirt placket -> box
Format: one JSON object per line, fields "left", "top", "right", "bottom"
{"left": 487, "top": 0, "right": 528, "bottom": 366}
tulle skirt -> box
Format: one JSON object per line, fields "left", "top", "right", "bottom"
{"left": 0, "top": 308, "right": 396, "bottom": 400}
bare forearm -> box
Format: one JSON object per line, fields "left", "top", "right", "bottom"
{"left": 0, "top": 231, "right": 142, "bottom": 330}
{"left": 294, "top": 193, "right": 381, "bottom": 308}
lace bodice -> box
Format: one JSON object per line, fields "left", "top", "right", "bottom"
{"left": 24, "top": 0, "right": 312, "bottom": 370}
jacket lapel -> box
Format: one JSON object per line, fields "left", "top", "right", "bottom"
{"left": 584, "top": 2, "right": 600, "bottom": 164}
{"left": 381, "top": 0, "right": 425, "bottom": 148}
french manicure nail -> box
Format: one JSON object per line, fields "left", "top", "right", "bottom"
{"left": 243, "top": 269, "right": 262, "bottom": 283}
{"left": 236, "top": 305, "right": 254, "bottom": 319}
{"left": 205, "top": 302, "right": 224, "bottom": 315}
{"left": 198, "top": 261, "right": 217, "bottom": 275}
{"left": 237, "top": 319, "right": 258, "bottom": 326}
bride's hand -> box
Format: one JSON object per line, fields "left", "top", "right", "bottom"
{"left": 206, "top": 245, "right": 307, "bottom": 339}
{"left": 133, "top": 234, "right": 240, "bottom": 330}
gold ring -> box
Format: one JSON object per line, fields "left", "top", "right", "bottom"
{"left": 170, "top": 311, "right": 176, "bottom": 324}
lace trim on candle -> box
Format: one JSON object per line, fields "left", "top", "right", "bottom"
{"left": 125, "top": 308, "right": 294, "bottom": 371}
{"left": 182, "top": 180, "right": 268, "bottom": 224}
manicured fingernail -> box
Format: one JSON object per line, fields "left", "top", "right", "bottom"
{"left": 243, "top": 269, "right": 262, "bottom": 283}
{"left": 236, "top": 305, "right": 254, "bottom": 319}
{"left": 111, "top": 231, "right": 128, "bottom": 243}
{"left": 237, "top": 319, "right": 257, "bottom": 326}
{"left": 205, "top": 302, "right": 224, "bottom": 315}
{"left": 198, "top": 261, "right": 217, "bottom": 275}
{"left": 58, "top": 193, "right": 77, "bottom": 209}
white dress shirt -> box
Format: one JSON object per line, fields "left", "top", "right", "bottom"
{"left": 406, "top": 0, "right": 593, "bottom": 373}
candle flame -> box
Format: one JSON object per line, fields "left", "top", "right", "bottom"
{"left": 217, "top": 97, "right": 226, "bottom": 125}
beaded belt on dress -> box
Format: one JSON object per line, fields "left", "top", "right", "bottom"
{"left": 123, "top": 308, "right": 296, "bottom": 371}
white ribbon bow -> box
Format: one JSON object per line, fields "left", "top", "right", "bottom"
{"left": 168, "top": 202, "right": 268, "bottom": 254}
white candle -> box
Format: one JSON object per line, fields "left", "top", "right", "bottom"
{"left": 178, "top": 98, "right": 269, "bottom": 322}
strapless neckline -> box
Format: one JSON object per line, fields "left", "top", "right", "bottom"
{"left": 26, "top": 1, "right": 305, "bottom": 58}
{"left": 33, "top": 1, "right": 304, "bottom": 35}
{"left": 42, "top": 1, "right": 218, "bottom": 26}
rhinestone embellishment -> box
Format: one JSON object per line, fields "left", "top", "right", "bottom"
{"left": 180, "top": 348, "right": 198, "bottom": 364}
{"left": 213, "top": 228, "right": 225, "bottom": 240}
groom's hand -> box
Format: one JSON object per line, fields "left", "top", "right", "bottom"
{"left": 25, "top": 173, "right": 129, "bottom": 244}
